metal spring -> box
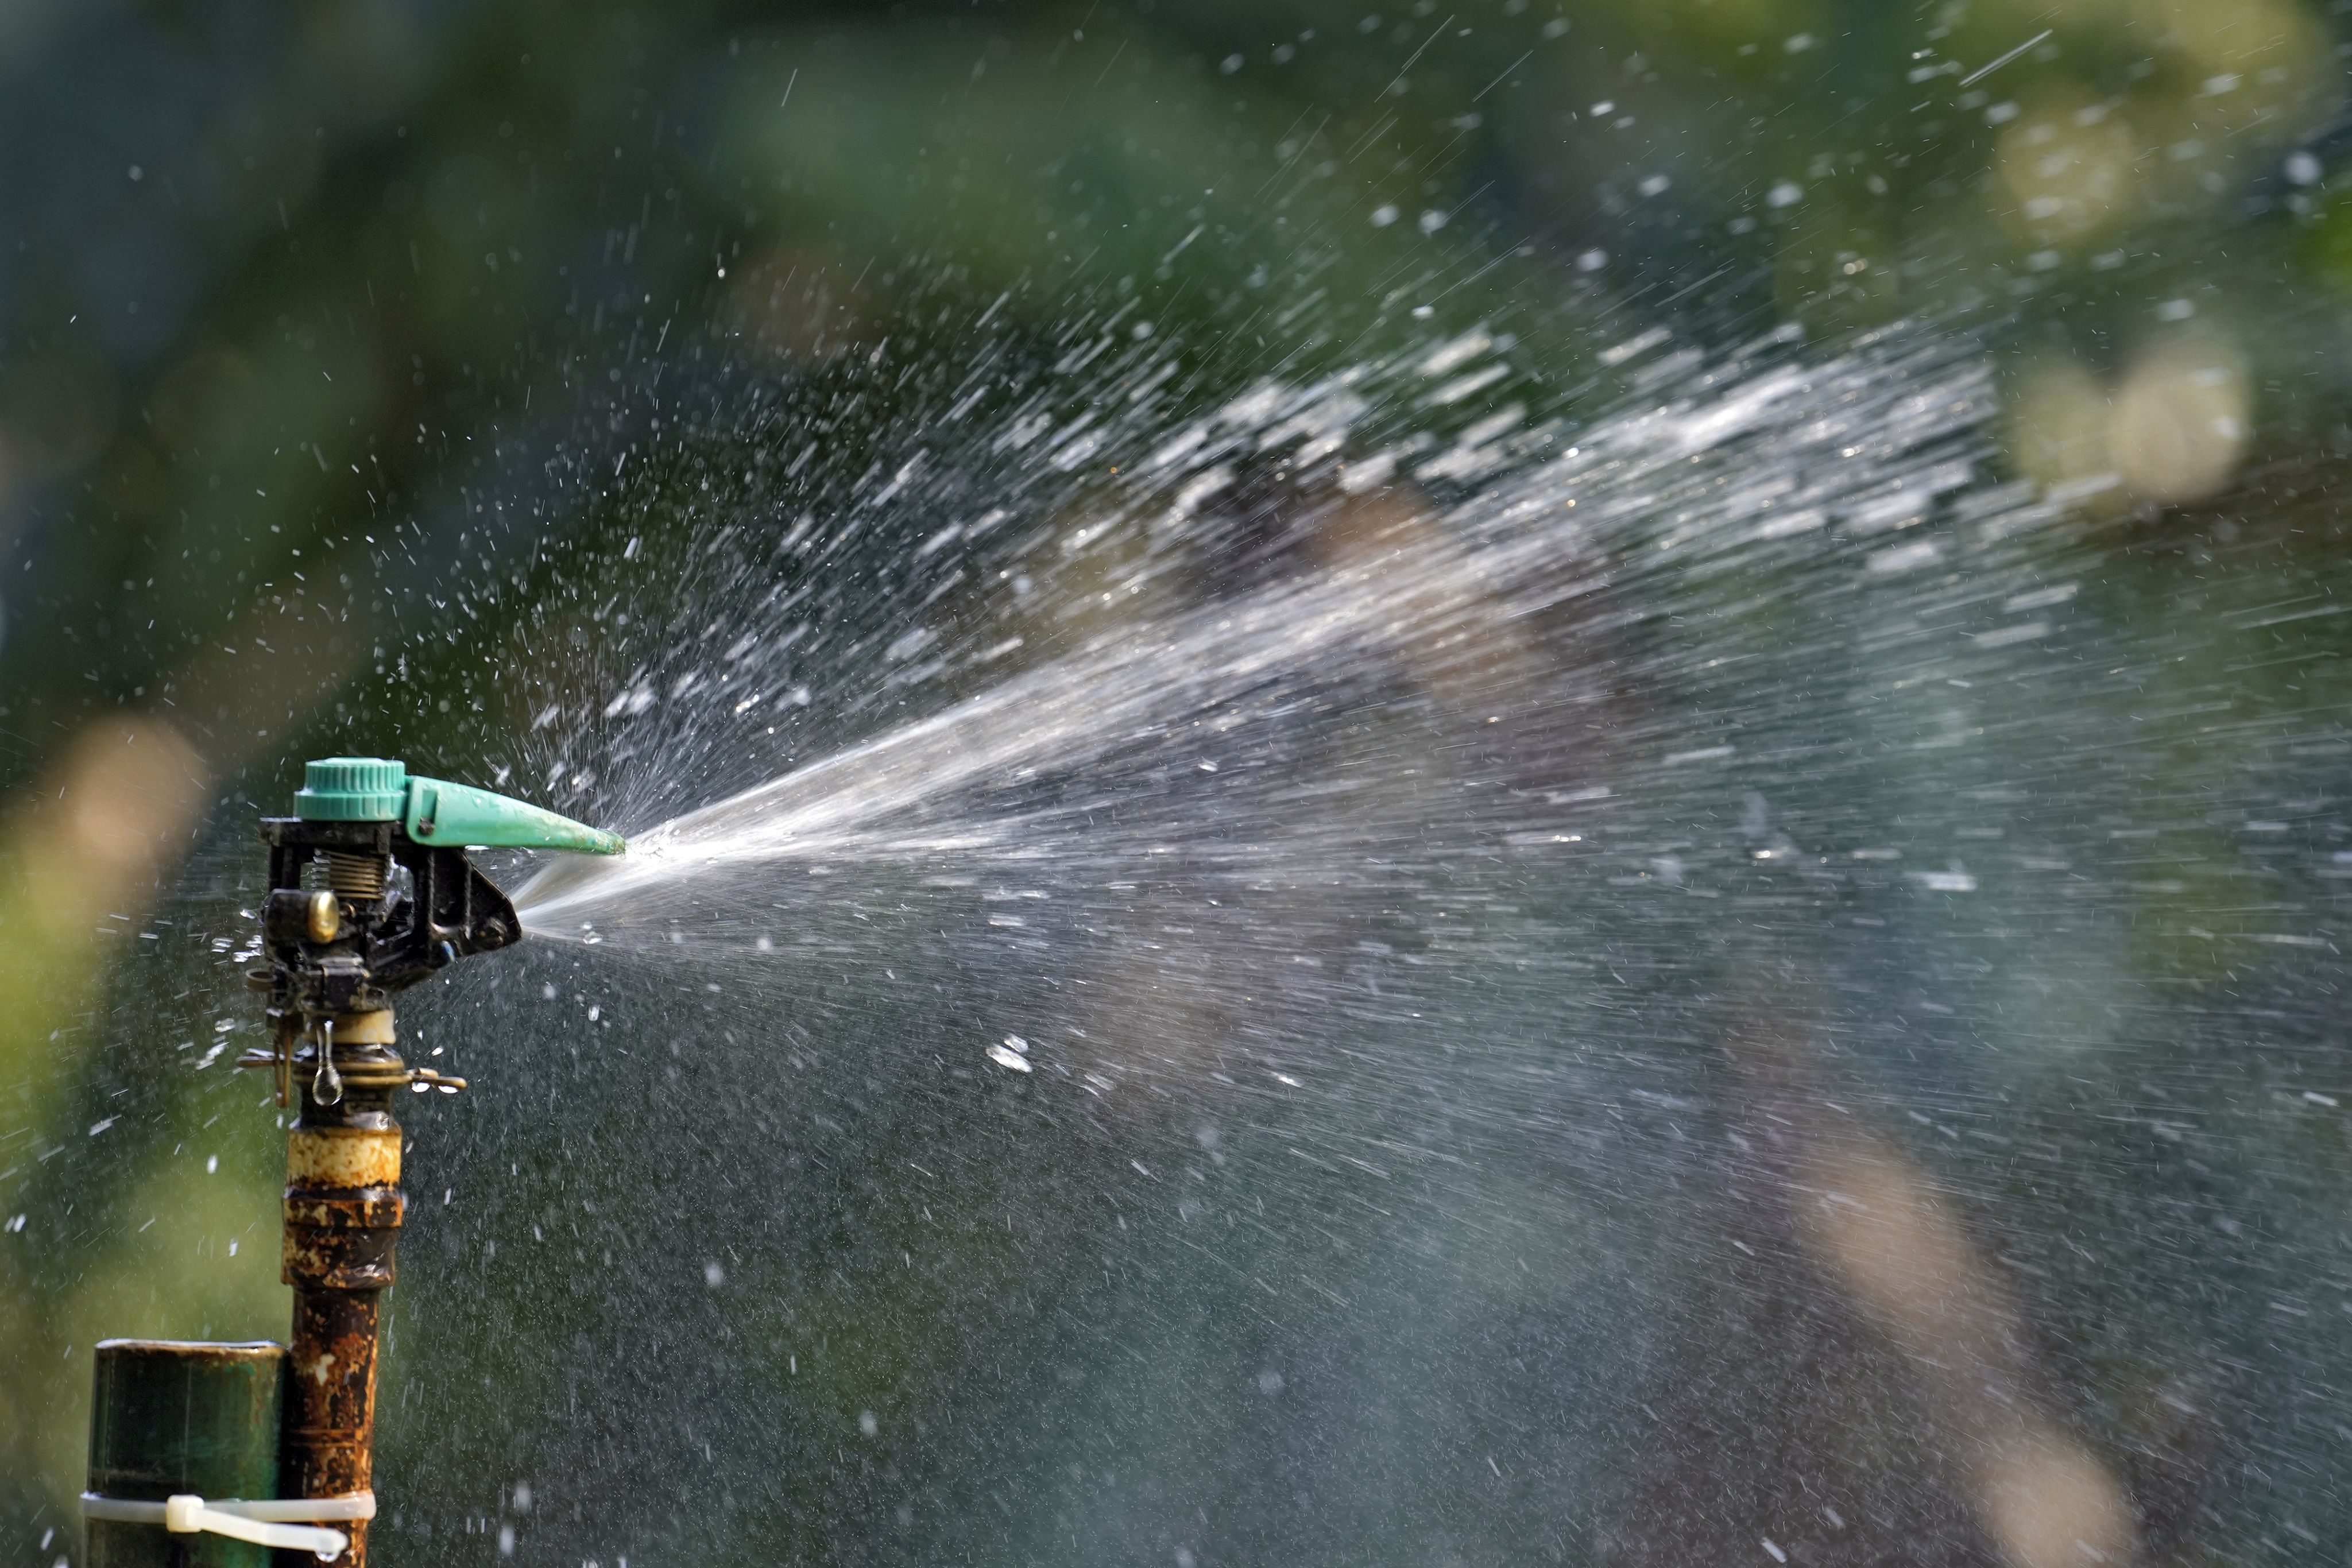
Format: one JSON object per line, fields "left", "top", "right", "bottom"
{"left": 323, "top": 850, "right": 389, "bottom": 900}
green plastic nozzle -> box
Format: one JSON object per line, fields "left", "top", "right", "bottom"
{"left": 295, "top": 756, "right": 625, "bottom": 855}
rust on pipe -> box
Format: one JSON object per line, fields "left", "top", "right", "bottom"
{"left": 278, "top": 1011, "right": 405, "bottom": 1568}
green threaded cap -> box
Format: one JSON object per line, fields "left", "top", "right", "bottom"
{"left": 294, "top": 756, "right": 409, "bottom": 821}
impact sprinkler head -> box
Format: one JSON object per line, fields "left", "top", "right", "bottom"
{"left": 241, "top": 756, "right": 622, "bottom": 1102}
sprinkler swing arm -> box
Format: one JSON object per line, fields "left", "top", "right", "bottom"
{"left": 83, "top": 757, "right": 621, "bottom": 1568}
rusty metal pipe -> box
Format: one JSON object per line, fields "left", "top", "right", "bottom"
{"left": 278, "top": 1009, "right": 406, "bottom": 1568}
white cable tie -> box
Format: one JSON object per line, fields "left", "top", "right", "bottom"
{"left": 82, "top": 1490, "right": 373, "bottom": 1561}
{"left": 82, "top": 1489, "right": 376, "bottom": 1523}
{"left": 217, "top": 1493, "right": 377, "bottom": 1523}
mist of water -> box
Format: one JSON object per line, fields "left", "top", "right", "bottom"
{"left": 513, "top": 323, "right": 2024, "bottom": 957}
{"left": 357, "top": 305, "right": 2352, "bottom": 1568}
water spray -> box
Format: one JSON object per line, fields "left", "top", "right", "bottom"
{"left": 82, "top": 757, "right": 621, "bottom": 1567}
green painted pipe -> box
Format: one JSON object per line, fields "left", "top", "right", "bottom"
{"left": 86, "top": 1339, "right": 285, "bottom": 1568}
{"left": 293, "top": 756, "right": 624, "bottom": 854}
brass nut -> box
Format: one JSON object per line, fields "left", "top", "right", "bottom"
{"left": 328, "top": 1010, "right": 397, "bottom": 1044}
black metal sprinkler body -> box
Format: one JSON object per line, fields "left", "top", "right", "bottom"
{"left": 83, "top": 758, "right": 619, "bottom": 1568}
